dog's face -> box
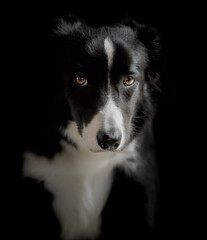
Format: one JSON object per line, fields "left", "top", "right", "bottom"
{"left": 54, "top": 19, "right": 160, "bottom": 152}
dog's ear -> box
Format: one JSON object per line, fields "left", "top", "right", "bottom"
{"left": 122, "top": 19, "right": 161, "bottom": 65}
{"left": 123, "top": 20, "right": 161, "bottom": 87}
{"left": 50, "top": 15, "right": 86, "bottom": 73}
{"left": 138, "top": 24, "right": 161, "bottom": 89}
{"left": 53, "top": 14, "right": 83, "bottom": 36}
{"left": 138, "top": 24, "right": 161, "bottom": 78}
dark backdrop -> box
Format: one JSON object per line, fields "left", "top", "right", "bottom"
{"left": 5, "top": 1, "right": 204, "bottom": 240}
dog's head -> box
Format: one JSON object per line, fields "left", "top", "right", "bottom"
{"left": 53, "top": 17, "right": 161, "bottom": 152}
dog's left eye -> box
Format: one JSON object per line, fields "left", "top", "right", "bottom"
{"left": 74, "top": 76, "right": 88, "bottom": 86}
{"left": 123, "top": 76, "right": 135, "bottom": 86}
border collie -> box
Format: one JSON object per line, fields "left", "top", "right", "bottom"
{"left": 23, "top": 16, "right": 161, "bottom": 240}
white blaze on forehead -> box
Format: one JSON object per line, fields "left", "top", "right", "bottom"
{"left": 104, "top": 37, "right": 114, "bottom": 71}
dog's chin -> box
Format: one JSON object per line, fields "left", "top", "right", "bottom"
{"left": 88, "top": 148, "right": 116, "bottom": 153}
{"left": 88, "top": 145, "right": 125, "bottom": 153}
{"left": 89, "top": 148, "right": 104, "bottom": 153}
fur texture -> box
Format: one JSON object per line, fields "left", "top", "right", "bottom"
{"left": 23, "top": 16, "right": 161, "bottom": 240}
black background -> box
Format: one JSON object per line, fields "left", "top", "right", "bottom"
{"left": 5, "top": 1, "right": 204, "bottom": 239}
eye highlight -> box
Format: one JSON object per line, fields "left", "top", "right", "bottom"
{"left": 123, "top": 76, "right": 135, "bottom": 86}
{"left": 74, "top": 75, "right": 88, "bottom": 86}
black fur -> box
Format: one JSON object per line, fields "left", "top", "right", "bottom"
{"left": 20, "top": 16, "right": 161, "bottom": 240}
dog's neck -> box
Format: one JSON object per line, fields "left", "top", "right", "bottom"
{"left": 23, "top": 121, "right": 141, "bottom": 240}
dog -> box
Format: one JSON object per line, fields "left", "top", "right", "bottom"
{"left": 22, "top": 15, "right": 161, "bottom": 240}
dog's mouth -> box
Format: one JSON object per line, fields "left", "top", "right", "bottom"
{"left": 89, "top": 144, "right": 124, "bottom": 152}
{"left": 87, "top": 145, "right": 124, "bottom": 153}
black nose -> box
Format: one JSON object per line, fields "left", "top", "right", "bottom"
{"left": 97, "top": 130, "right": 121, "bottom": 150}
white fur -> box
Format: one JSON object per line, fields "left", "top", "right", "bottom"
{"left": 82, "top": 112, "right": 103, "bottom": 152}
{"left": 104, "top": 37, "right": 114, "bottom": 71}
{"left": 101, "top": 95, "right": 126, "bottom": 150}
{"left": 23, "top": 121, "right": 140, "bottom": 240}
{"left": 104, "top": 37, "right": 114, "bottom": 90}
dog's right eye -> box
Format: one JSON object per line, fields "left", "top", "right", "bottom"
{"left": 74, "top": 76, "right": 88, "bottom": 86}
{"left": 123, "top": 76, "right": 135, "bottom": 86}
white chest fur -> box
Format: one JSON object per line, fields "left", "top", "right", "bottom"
{"left": 23, "top": 124, "right": 139, "bottom": 240}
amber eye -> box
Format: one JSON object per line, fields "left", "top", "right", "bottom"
{"left": 74, "top": 76, "right": 88, "bottom": 86}
{"left": 123, "top": 76, "right": 135, "bottom": 86}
